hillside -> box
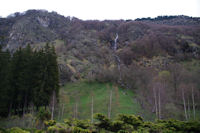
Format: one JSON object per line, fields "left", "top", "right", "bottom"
{"left": 1, "top": 10, "right": 200, "bottom": 122}
{"left": 1, "top": 10, "right": 200, "bottom": 83}
{"left": 57, "top": 81, "right": 154, "bottom": 121}
{"left": 135, "top": 15, "right": 200, "bottom": 26}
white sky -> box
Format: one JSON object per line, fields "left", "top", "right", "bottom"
{"left": 0, "top": 0, "right": 199, "bottom": 20}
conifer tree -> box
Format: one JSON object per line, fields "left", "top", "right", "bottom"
{"left": 0, "top": 43, "right": 60, "bottom": 116}
{"left": 0, "top": 47, "right": 11, "bottom": 116}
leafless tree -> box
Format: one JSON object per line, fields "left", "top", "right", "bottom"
{"left": 192, "top": 86, "right": 196, "bottom": 119}
{"left": 168, "top": 63, "right": 183, "bottom": 94}
{"left": 187, "top": 97, "right": 191, "bottom": 119}
{"left": 108, "top": 88, "right": 113, "bottom": 119}
{"left": 74, "top": 102, "right": 78, "bottom": 119}
{"left": 181, "top": 87, "right": 188, "bottom": 121}
{"left": 61, "top": 103, "right": 65, "bottom": 119}
{"left": 91, "top": 94, "right": 94, "bottom": 123}
{"left": 153, "top": 86, "right": 158, "bottom": 119}
{"left": 51, "top": 91, "right": 56, "bottom": 120}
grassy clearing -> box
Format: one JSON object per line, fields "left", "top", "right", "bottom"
{"left": 0, "top": 81, "right": 154, "bottom": 128}
{"left": 56, "top": 81, "right": 153, "bottom": 121}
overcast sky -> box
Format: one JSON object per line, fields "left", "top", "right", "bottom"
{"left": 0, "top": 0, "right": 199, "bottom": 20}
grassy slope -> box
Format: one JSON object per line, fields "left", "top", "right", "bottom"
{"left": 56, "top": 81, "right": 155, "bottom": 121}
{"left": 0, "top": 81, "right": 154, "bottom": 128}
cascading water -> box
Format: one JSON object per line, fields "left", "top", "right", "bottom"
{"left": 114, "top": 33, "right": 118, "bottom": 51}
{"left": 113, "top": 33, "right": 122, "bottom": 81}
{"left": 113, "top": 35, "right": 135, "bottom": 99}
{"left": 113, "top": 33, "right": 129, "bottom": 91}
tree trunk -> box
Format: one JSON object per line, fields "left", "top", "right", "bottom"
{"left": 8, "top": 102, "right": 13, "bottom": 117}
{"left": 182, "top": 88, "right": 188, "bottom": 121}
{"left": 187, "top": 97, "right": 191, "bottom": 119}
{"left": 75, "top": 102, "right": 78, "bottom": 119}
{"left": 58, "top": 105, "right": 61, "bottom": 120}
{"left": 153, "top": 87, "right": 158, "bottom": 119}
{"left": 30, "top": 102, "right": 34, "bottom": 115}
{"left": 23, "top": 94, "right": 28, "bottom": 116}
{"left": 74, "top": 102, "right": 78, "bottom": 119}
{"left": 51, "top": 91, "right": 55, "bottom": 120}
{"left": 192, "top": 87, "right": 195, "bottom": 120}
{"left": 158, "top": 87, "right": 161, "bottom": 119}
{"left": 61, "top": 103, "right": 65, "bottom": 119}
{"left": 108, "top": 89, "right": 112, "bottom": 119}
{"left": 91, "top": 95, "right": 94, "bottom": 123}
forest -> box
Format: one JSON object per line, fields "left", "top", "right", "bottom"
{"left": 0, "top": 44, "right": 59, "bottom": 118}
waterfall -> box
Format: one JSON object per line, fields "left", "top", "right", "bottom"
{"left": 113, "top": 33, "right": 121, "bottom": 81}
{"left": 114, "top": 33, "right": 118, "bottom": 51}
{"left": 112, "top": 33, "right": 130, "bottom": 92}
{"left": 114, "top": 55, "right": 122, "bottom": 81}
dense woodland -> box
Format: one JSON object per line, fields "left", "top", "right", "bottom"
{"left": 0, "top": 44, "right": 59, "bottom": 117}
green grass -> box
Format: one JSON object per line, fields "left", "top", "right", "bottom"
{"left": 56, "top": 81, "right": 154, "bottom": 121}
{"left": 0, "top": 81, "right": 154, "bottom": 128}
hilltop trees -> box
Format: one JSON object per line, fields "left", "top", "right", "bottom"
{"left": 0, "top": 44, "right": 59, "bottom": 117}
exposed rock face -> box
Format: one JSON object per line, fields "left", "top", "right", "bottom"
{"left": 37, "top": 16, "right": 50, "bottom": 27}
{"left": 0, "top": 10, "right": 69, "bottom": 50}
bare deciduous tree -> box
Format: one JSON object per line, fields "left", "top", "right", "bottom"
{"left": 181, "top": 87, "right": 188, "bottom": 121}
{"left": 91, "top": 90, "right": 94, "bottom": 123}
{"left": 51, "top": 91, "right": 56, "bottom": 120}
{"left": 153, "top": 86, "right": 158, "bottom": 119}
{"left": 192, "top": 86, "right": 196, "bottom": 120}
{"left": 108, "top": 87, "right": 113, "bottom": 119}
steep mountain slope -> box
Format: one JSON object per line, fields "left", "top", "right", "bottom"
{"left": 1, "top": 10, "right": 200, "bottom": 83}
{"left": 1, "top": 10, "right": 200, "bottom": 120}
{"left": 0, "top": 10, "right": 69, "bottom": 50}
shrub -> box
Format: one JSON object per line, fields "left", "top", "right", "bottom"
{"left": 36, "top": 107, "right": 51, "bottom": 121}
{"left": 64, "top": 119, "right": 72, "bottom": 126}
{"left": 44, "top": 120, "right": 56, "bottom": 127}
{"left": 73, "top": 119, "right": 91, "bottom": 129}
{"left": 47, "top": 123, "right": 69, "bottom": 133}
{"left": 117, "top": 114, "right": 143, "bottom": 130}
{"left": 3, "top": 114, "right": 200, "bottom": 133}
{"left": 183, "top": 120, "right": 200, "bottom": 132}
{"left": 9, "top": 127, "right": 30, "bottom": 133}
{"left": 0, "top": 127, "right": 8, "bottom": 133}
{"left": 72, "top": 126, "right": 91, "bottom": 133}
{"left": 110, "top": 120, "right": 126, "bottom": 132}
{"left": 94, "top": 113, "right": 111, "bottom": 131}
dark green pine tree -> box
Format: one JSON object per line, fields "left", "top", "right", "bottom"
{"left": 10, "top": 47, "right": 24, "bottom": 114}
{"left": 32, "top": 49, "right": 48, "bottom": 109}
{"left": 0, "top": 47, "right": 11, "bottom": 117}
{"left": 49, "top": 45, "right": 59, "bottom": 119}
{"left": 43, "top": 43, "right": 59, "bottom": 106}
{"left": 48, "top": 45, "right": 59, "bottom": 97}
{"left": 33, "top": 43, "right": 59, "bottom": 109}
{"left": 0, "top": 43, "right": 60, "bottom": 115}
{"left": 22, "top": 44, "right": 33, "bottom": 114}
{"left": 10, "top": 45, "right": 33, "bottom": 115}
